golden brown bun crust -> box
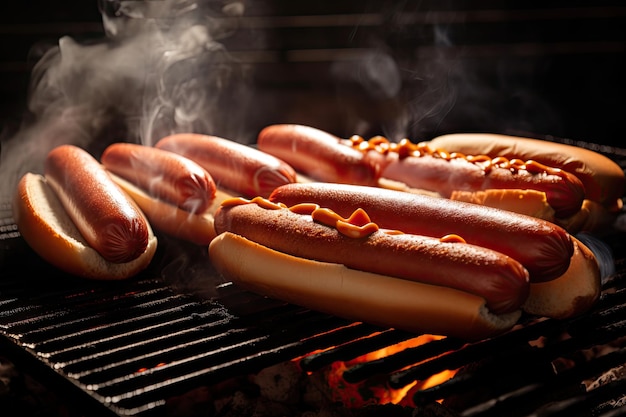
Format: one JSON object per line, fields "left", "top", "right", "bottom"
{"left": 109, "top": 172, "right": 232, "bottom": 245}
{"left": 448, "top": 189, "right": 619, "bottom": 234}
{"left": 209, "top": 232, "right": 521, "bottom": 340}
{"left": 13, "top": 173, "right": 157, "bottom": 280}
{"left": 555, "top": 199, "right": 621, "bottom": 234}
{"left": 522, "top": 237, "right": 600, "bottom": 319}
{"left": 450, "top": 189, "right": 556, "bottom": 222}
{"left": 427, "top": 133, "right": 625, "bottom": 210}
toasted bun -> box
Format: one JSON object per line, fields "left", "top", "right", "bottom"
{"left": 13, "top": 173, "right": 158, "bottom": 280}
{"left": 522, "top": 237, "right": 600, "bottom": 319}
{"left": 447, "top": 189, "right": 615, "bottom": 234}
{"left": 109, "top": 172, "right": 230, "bottom": 245}
{"left": 209, "top": 232, "right": 521, "bottom": 340}
{"left": 449, "top": 189, "right": 556, "bottom": 222}
{"left": 427, "top": 133, "right": 625, "bottom": 210}
{"left": 555, "top": 199, "right": 620, "bottom": 235}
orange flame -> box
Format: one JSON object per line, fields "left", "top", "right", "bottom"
{"left": 297, "top": 333, "right": 457, "bottom": 407}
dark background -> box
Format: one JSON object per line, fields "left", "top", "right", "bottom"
{"left": 0, "top": 0, "right": 624, "bottom": 151}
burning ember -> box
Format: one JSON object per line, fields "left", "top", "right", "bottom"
{"left": 207, "top": 332, "right": 462, "bottom": 417}
{"left": 295, "top": 334, "right": 456, "bottom": 408}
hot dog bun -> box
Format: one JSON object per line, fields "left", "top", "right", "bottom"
{"left": 522, "top": 236, "right": 601, "bottom": 319}
{"left": 209, "top": 232, "right": 522, "bottom": 341}
{"left": 451, "top": 190, "right": 616, "bottom": 234}
{"left": 13, "top": 173, "right": 158, "bottom": 279}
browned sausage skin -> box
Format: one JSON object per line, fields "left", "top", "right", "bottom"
{"left": 426, "top": 133, "right": 625, "bottom": 210}
{"left": 269, "top": 182, "right": 574, "bottom": 283}
{"left": 45, "top": 144, "right": 149, "bottom": 263}
{"left": 155, "top": 133, "right": 297, "bottom": 198}
{"left": 257, "top": 124, "right": 379, "bottom": 186}
{"left": 346, "top": 135, "right": 586, "bottom": 219}
{"left": 101, "top": 143, "right": 216, "bottom": 214}
{"left": 213, "top": 197, "right": 530, "bottom": 314}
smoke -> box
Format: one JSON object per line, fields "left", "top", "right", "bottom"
{"left": 0, "top": 1, "right": 565, "bottom": 201}
{"left": 0, "top": 0, "right": 249, "bottom": 199}
{"left": 327, "top": 8, "right": 463, "bottom": 142}
{"left": 329, "top": 4, "right": 562, "bottom": 143}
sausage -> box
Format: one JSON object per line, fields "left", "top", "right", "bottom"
{"left": 427, "top": 133, "right": 625, "bottom": 210}
{"left": 380, "top": 150, "right": 586, "bottom": 219}
{"left": 155, "top": 133, "right": 297, "bottom": 198}
{"left": 344, "top": 136, "right": 587, "bottom": 219}
{"left": 257, "top": 124, "right": 379, "bottom": 186}
{"left": 269, "top": 182, "right": 574, "bottom": 283}
{"left": 44, "top": 145, "right": 149, "bottom": 263}
{"left": 101, "top": 143, "right": 216, "bottom": 214}
{"left": 213, "top": 197, "right": 530, "bottom": 314}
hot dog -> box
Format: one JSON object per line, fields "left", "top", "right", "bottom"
{"left": 427, "top": 133, "right": 624, "bottom": 211}
{"left": 257, "top": 124, "right": 379, "bottom": 185}
{"left": 269, "top": 182, "right": 574, "bottom": 283}
{"left": 155, "top": 133, "right": 298, "bottom": 198}
{"left": 13, "top": 145, "right": 158, "bottom": 279}
{"left": 426, "top": 133, "right": 625, "bottom": 232}
{"left": 212, "top": 197, "right": 530, "bottom": 315}
{"left": 209, "top": 232, "right": 523, "bottom": 341}
{"left": 361, "top": 138, "right": 586, "bottom": 219}
{"left": 269, "top": 182, "right": 601, "bottom": 319}
{"left": 101, "top": 142, "right": 227, "bottom": 245}
{"left": 345, "top": 134, "right": 587, "bottom": 221}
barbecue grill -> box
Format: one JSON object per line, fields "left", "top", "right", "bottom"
{"left": 1, "top": 140, "right": 625, "bottom": 416}
{"left": 1, "top": 1, "right": 626, "bottom": 416}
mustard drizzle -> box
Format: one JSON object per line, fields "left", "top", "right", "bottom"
{"left": 348, "top": 135, "right": 564, "bottom": 177}
{"left": 221, "top": 196, "right": 467, "bottom": 243}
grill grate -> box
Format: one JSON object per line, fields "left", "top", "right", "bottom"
{"left": 1, "top": 142, "right": 626, "bottom": 417}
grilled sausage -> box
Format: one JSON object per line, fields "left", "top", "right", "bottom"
{"left": 269, "top": 182, "right": 574, "bottom": 283}
{"left": 155, "top": 133, "right": 297, "bottom": 198}
{"left": 257, "top": 124, "right": 379, "bottom": 185}
{"left": 101, "top": 142, "right": 216, "bottom": 214}
{"left": 44, "top": 144, "right": 149, "bottom": 263}
{"left": 347, "top": 136, "right": 587, "bottom": 219}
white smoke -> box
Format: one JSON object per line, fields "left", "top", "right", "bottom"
{"left": 0, "top": 0, "right": 249, "bottom": 199}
